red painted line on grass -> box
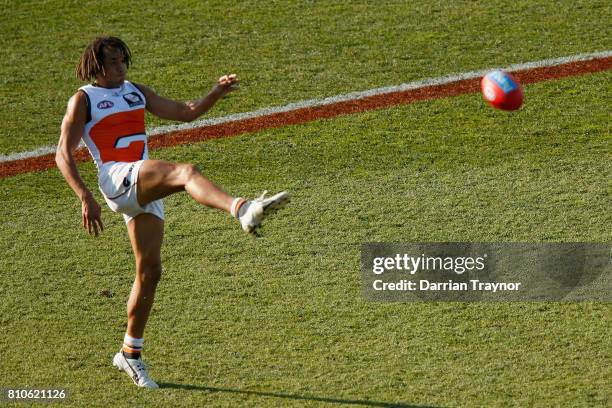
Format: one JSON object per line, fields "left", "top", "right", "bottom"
{"left": 1, "top": 55, "right": 610, "bottom": 179}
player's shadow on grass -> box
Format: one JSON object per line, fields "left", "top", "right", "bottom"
{"left": 158, "top": 382, "right": 438, "bottom": 407}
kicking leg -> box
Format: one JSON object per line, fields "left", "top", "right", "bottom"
{"left": 136, "top": 159, "right": 290, "bottom": 233}
{"left": 136, "top": 160, "right": 233, "bottom": 211}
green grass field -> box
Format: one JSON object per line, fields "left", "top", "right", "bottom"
{"left": 1, "top": 1, "right": 611, "bottom": 407}
{"left": 1, "top": 0, "right": 610, "bottom": 154}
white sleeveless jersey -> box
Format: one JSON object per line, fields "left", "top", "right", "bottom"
{"left": 79, "top": 81, "right": 148, "bottom": 170}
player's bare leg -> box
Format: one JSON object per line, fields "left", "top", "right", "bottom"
{"left": 112, "top": 212, "right": 163, "bottom": 388}
{"left": 136, "top": 159, "right": 290, "bottom": 233}
{"left": 125, "top": 213, "right": 164, "bottom": 338}
{"left": 136, "top": 159, "right": 233, "bottom": 211}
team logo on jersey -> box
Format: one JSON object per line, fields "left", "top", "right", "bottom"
{"left": 97, "top": 100, "right": 114, "bottom": 109}
{"left": 123, "top": 92, "right": 145, "bottom": 107}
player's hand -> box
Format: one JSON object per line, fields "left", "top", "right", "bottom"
{"left": 214, "top": 74, "right": 240, "bottom": 95}
{"left": 81, "top": 194, "right": 104, "bottom": 237}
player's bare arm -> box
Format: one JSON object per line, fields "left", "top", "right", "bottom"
{"left": 55, "top": 91, "right": 104, "bottom": 237}
{"left": 136, "top": 74, "right": 239, "bottom": 122}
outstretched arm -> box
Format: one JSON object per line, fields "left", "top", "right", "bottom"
{"left": 136, "top": 74, "right": 240, "bottom": 122}
{"left": 55, "top": 91, "right": 104, "bottom": 236}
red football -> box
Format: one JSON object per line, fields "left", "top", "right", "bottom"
{"left": 481, "top": 70, "right": 524, "bottom": 111}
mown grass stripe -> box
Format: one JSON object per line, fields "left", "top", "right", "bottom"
{"left": 1, "top": 50, "right": 610, "bottom": 179}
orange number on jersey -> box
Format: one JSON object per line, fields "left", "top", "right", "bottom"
{"left": 90, "top": 109, "right": 146, "bottom": 163}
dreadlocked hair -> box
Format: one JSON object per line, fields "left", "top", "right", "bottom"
{"left": 76, "top": 36, "right": 132, "bottom": 81}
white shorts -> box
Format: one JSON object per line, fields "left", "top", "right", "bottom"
{"left": 98, "top": 160, "right": 164, "bottom": 224}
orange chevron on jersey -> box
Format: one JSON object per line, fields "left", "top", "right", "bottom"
{"left": 78, "top": 80, "right": 148, "bottom": 169}
{"left": 90, "top": 109, "right": 146, "bottom": 163}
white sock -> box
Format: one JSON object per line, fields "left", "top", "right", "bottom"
{"left": 122, "top": 333, "right": 144, "bottom": 358}
{"left": 230, "top": 197, "right": 248, "bottom": 218}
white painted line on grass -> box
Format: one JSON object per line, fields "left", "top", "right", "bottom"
{"left": 1, "top": 50, "right": 610, "bottom": 164}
